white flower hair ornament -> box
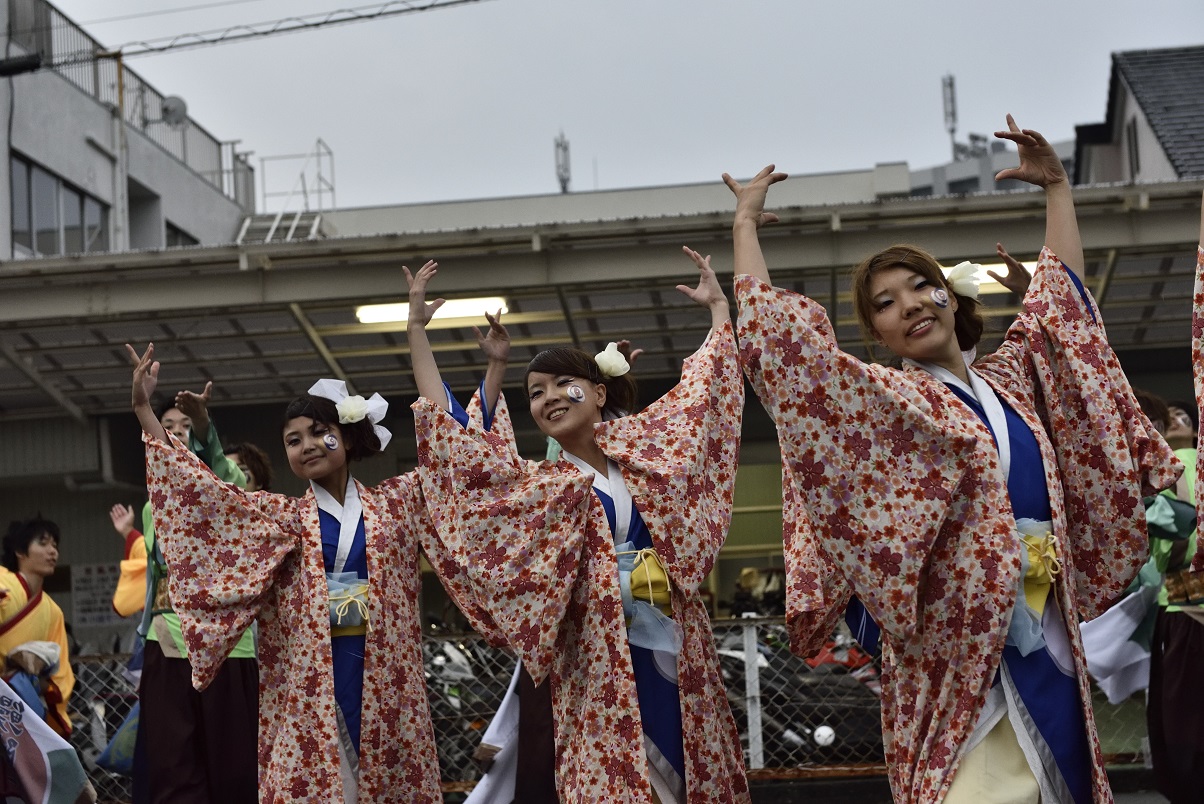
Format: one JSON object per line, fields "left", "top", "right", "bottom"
{"left": 594, "top": 342, "right": 631, "bottom": 379}
{"left": 944, "top": 261, "right": 982, "bottom": 300}
{"left": 307, "top": 378, "right": 392, "bottom": 450}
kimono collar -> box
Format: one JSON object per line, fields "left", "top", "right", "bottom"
{"left": 311, "top": 475, "right": 362, "bottom": 574}
{"left": 561, "top": 451, "right": 633, "bottom": 543}
{"left": 905, "top": 357, "right": 1011, "bottom": 481}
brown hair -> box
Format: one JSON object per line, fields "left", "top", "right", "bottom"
{"left": 851, "top": 244, "right": 984, "bottom": 354}
{"left": 282, "top": 394, "right": 381, "bottom": 461}
{"left": 525, "top": 347, "right": 637, "bottom": 419}
{"left": 225, "top": 442, "right": 274, "bottom": 491}
{"left": 1133, "top": 389, "right": 1170, "bottom": 435}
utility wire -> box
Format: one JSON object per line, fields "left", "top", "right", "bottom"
{"left": 80, "top": 0, "right": 272, "bottom": 27}
{"left": 49, "top": 0, "right": 489, "bottom": 66}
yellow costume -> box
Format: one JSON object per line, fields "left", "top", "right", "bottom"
{"left": 0, "top": 566, "right": 73, "bottom": 735}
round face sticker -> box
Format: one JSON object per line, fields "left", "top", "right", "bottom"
{"left": 930, "top": 287, "right": 950, "bottom": 308}
{"left": 323, "top": 433, "right": 339, "bottom": 450}
{"left": 567, "top": 385, "right": 586, "bottom": 403}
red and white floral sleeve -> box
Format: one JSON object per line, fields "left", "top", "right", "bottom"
{"left": 143, "top": 432, "right": 299, "bottom": 690}
{"left": 977, "top": 247, "right": 1181, "bottom": 617}
{"left": 373, "top": 471, "right": 512, "bottom": 647}
{"left": 412, "top": 400, "right": 590, "bottom": 683}
{"left": 734, "top": 275, "right": 976, "bottom": 644}
{"left": 1193, "top": 246, "right": 1204, "bottom": 572}
{"left": 598, "top": 321, "right": 743, "bottom": 593}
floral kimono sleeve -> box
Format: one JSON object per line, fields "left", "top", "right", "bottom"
{"left": 597, "top": 321, "right": 742, "bottom": 593}
{"left": 976, "top": 247, "right": 1181, "bottom": 617}
{"left": 466, "top": 385, "right": 516, "bottom": 448}
{"left": 734, "top": 274, "right": 976, "bottom": 642}
{"left": 413, "top": 400, "right": 590, "bottom": 683}
{"left": 143, "top": 433, "right": 299, "bottom": 690}
{"left": 1194, "top": 246, "right": 1204, "bottom": 570}
{"left": 374, "top": 472, "right": 511, "bottom": 647}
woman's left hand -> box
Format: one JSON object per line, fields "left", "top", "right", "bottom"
{"left": 474, "top": 310, "right": 510, "bottom": 363}
{"left": 988, "top": 242, "right": 1033, "bottom": 295}
{"left": 677, "top": 246, "right": 728, "bottom": 312}
{"left": 994, "top": 114, "right": 1067, "bottom": 189}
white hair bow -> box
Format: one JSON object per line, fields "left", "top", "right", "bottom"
{"left": 307, "top": 379, "right": 392, "bottom": 450}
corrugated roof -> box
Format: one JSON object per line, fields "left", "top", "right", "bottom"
{"left": 1115, "top": 45, "right": 1204, "bottom": 178}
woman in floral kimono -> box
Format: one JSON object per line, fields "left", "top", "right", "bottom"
{"left": 725, "top": 116, "right": 1179, "bottom": 804}
{"left": 408, "top": 253, "right": 750, "bottom": 803}
{"left": 124, "top": 300, "right": 512, "bottom": 804}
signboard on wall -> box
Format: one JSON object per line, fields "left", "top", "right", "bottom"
{"left": 70, "top": 563, "right": 125, "bottom": 628}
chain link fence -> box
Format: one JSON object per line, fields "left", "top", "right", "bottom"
{"left": 67, "top": 617, "right": 1149, "bottom": 801}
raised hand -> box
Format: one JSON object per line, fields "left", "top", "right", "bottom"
{"left": 174, "top": 382, "right": 213, "bottom": 421}
{"left": 403, "top": 260, "right": 445, "bottom": 328}
{"left": 994, "top": 114, "right": 1067, "bottom": 189}
{"left": 678, "top": 246, "right": 730, "bottom": 331}
{"left": 723, "top": 165, "right": 788, "bottom": 230}
{"left": 473, "top": 310, "right": 510, "bottom": 364}
{"left": 988, "top": 243, "right": 1033, "bottom": 295}
{"left": 126, "top": 343, "right": 170, "bottom": 441}
{"left": 109, "top": 504, "right": 135, "bottom": 538}
{"left": 615, "top": 340, "right": 644, "bottom": 366}
{"left": 126, "top": 343, "right": 160, "bottom": 409}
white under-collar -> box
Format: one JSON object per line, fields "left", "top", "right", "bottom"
{"left": 905, "top": 357, "right": 1011, "bottom": 481}
{"left": 561, "top": 452, "right": 633, "bottom": 543}
{"left": 311, "top": 475, "right": 362, "bottom": 574}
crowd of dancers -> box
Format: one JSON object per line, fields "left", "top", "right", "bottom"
{"left": 5, "top": 115, "right": 1202, "bottom": 804}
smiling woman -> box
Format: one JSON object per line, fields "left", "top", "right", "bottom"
{"left": 406, "top": 251, "right": 750, "bottom": 803}
{"left": 726, "top": 116, "right": 1180, "bottom": 804}
{"left": 124, "top": 315, "right": 515, "bottom": 803}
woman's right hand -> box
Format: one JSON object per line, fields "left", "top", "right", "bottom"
{"left": 125, "top": 343, "right": 160, "bottom": 410}
{"left": 403, "top": 260, "right": 445, "bottom": 328}
{"left": 722, "top": 164, "right": 788, "bottom": 230}
{"left": 126, "top": 343, "right": 171, "bottom": 442}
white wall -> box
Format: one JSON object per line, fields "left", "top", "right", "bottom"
{"left": 0, "top": 15, "right": 246, "bottom": 259}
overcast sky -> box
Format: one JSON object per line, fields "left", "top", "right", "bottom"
{"left": 50, "top": 0, "right": 1204, "bottom": 211}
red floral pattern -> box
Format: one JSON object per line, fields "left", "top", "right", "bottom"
{"left": 735, "top": 247, "right": 1179, "bottom": 804}
{"left": 414, "top": 322, "right": 750, "bottom": 803}
{"left": 1195, "top": 246, "right": 1204, "bottom": 572}
{"left": 143, "top": 388, "right": 513, "bottom": 803}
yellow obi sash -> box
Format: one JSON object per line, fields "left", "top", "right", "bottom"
{"left": 1020, "top": 529, "right": 1061, "bottom": 617}
{"left": 617, "top": 547, "right": 672, "bottom": 618}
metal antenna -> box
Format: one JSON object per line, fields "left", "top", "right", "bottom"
{"left": 942, "top": 74, "right": 957, "bottom": 160}
{"left": 555, "top": 131, "right": 571, "bottom": 194}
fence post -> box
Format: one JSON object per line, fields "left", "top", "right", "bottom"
{"left": 741, "top": 613, "right": 764, "bottom": 769}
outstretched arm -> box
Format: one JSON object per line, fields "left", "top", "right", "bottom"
{"left": 722, "top": 165, "right": 788, "bottom": 285}
{"left": 994, "top": 114, "right": 1083, "bottom": 282}
{"left": 679, "top": 246, "right": 732, "bottom": 332}
{"left": 404, "top": 261, "right": 452, "bottom": 410}
{"left": 126, "top": 343, "right": 169, "bottom": 442}
{"left": 474, "top": 311, "right": 510, "bottom": 414}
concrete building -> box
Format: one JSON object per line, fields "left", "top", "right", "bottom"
{"left": 0, "top": 0, "right": 253, "bottom": 263}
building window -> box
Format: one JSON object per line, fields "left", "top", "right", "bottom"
{"left": 165, "top": 222, "right": 198, "bottom": 248}
{"left": 1126, "top": 118, "right": 1141, "bottom": 179}
{"left": 10, "top": 153, "right": 109, "bottom": 257}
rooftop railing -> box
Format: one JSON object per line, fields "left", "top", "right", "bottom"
{"left": 9, "top": 0, "right": 254, "bottom": 212}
